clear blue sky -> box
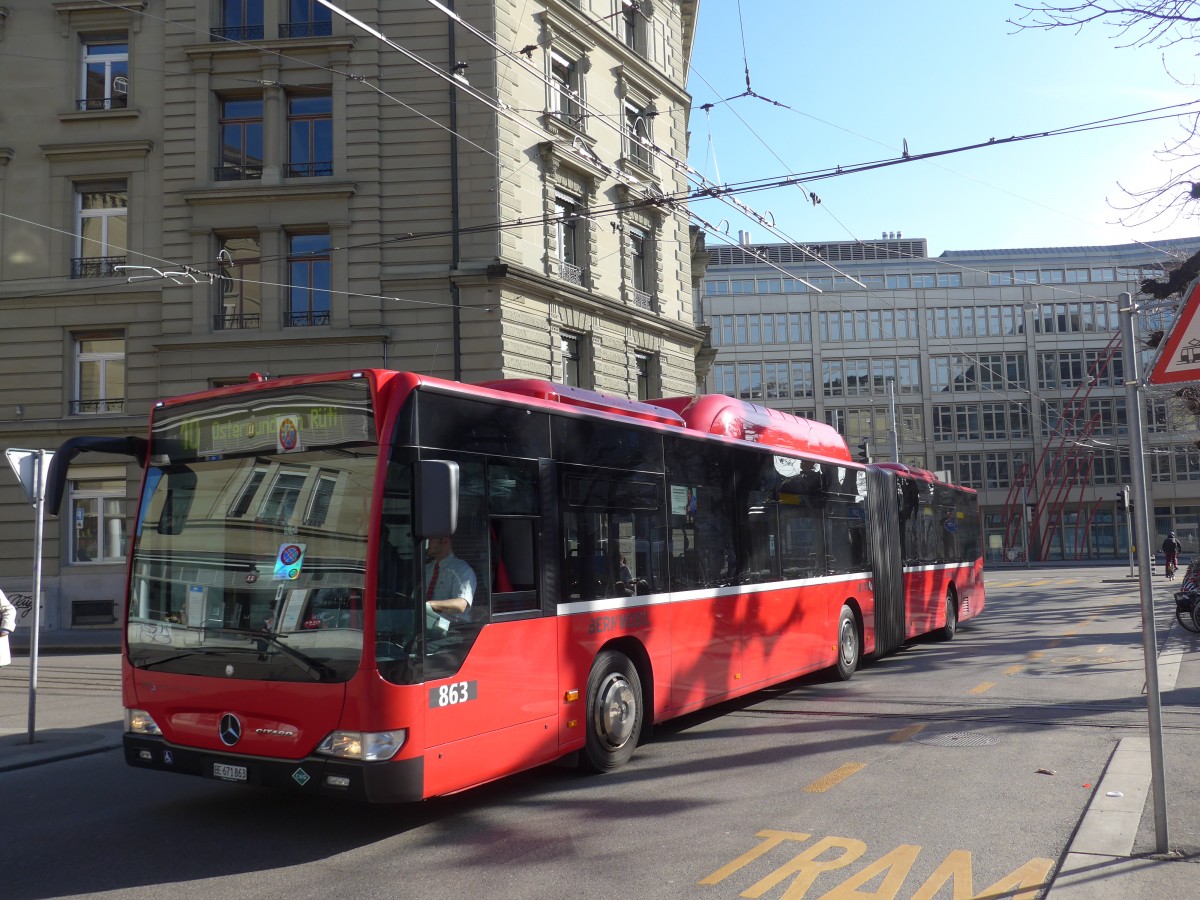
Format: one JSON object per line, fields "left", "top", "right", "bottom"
{"left": 686, "top": 1, "right": 1200, "bottom": 255}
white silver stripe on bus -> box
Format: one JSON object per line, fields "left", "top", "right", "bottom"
{"left": 556, "top": 570, "right": 872, "bottom": 617}
{"left": 901, "top": 562, "right": 976, "bottom": 575}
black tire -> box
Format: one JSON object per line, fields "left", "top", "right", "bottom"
{"left": 939, "top": 590, "right": 958, "bottom": 642}
{"left": 1177, "top": 595, "right": 1200, "bottom": 633}
{"left": 835, "top": 605, "right": 859, "bottom": 681}
{"left": 581, "top": 650, "right": 643, "bottom": 773}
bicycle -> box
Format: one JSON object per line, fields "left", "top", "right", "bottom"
{"left": 1167, "top": 558, "right": 1178, "bottom": 580}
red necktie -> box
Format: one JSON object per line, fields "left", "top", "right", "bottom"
{"left": 426, "top": 561, "right": 440, "bottom": 601}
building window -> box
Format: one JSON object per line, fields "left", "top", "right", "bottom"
{"left": 625, "top": 102, "right": 653, "bottom": 170}
{"left": 73, "top": 186, "right": 127, "bottom": 278}
{"left": 555, "top": 194, "right": 585, "bottom": 285}
{"left": 937, "top": 272, "right": 962, "bottom": 287}
{"left": 69, "top": 475, "right": 127, "bottom": 564}
{"left": 737, "top": 363, "right": 764, "bottom": 400}
{"left": 213, "top": 0, "right": 264, "bottom": 41}
{"left": 80, "top": 39, "right": 128, "bottom": 111}
{"left": 629, "top": 226, "right": 653, "bottom": 308}
{"left": 281, "top": 0, "right": 332, "bottom": 37}
{"left": 550, "top": 52, "right": 583, "bottom": 127}
{"left": 286, "top": 93, "right": 333, "bottom": 176}
{"left": 912, "top": 274, "right": 935, "bottom": 288}
{"left": 635, "top": 351, "right": 656, "bottom": 400}
{"left": 791, "top": 360, "right": 814, "bottom": 397}
{"left": 885, "top": 274, "right": 910, "bottom": 289}
{"left": 215, "top": 236, "right": 262, "bottom": 329}
{"left": 712, "top": 363, "right": 735, "bottom": 396}
{"left": 561, "top": 331, "right": 586, "bottom": 387}
{"left": 74, "top": 334, "right": 125, "bottom": 415}
{"left": 621, "top": 4, "right": 645, "bottom": 55}
{"left": 287, "top": 233, "right": 331, "bottom": 326}
{"left": 217, "top": 97, "right": 264, "bottom": 180}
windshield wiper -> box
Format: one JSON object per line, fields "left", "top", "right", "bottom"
{"left": 252, "top": 630, "right": 337, "bottom": 682}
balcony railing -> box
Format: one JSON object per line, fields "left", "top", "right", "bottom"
{"left": 559, "top": 260, "right": 584, "bottom": 286}
{"left": 284, "top": 161, "right": 333, "bottom": 177}
{"left": 71, "top": 398, "right": 125, "bottom": 415}
{"left": 286, "top": 311, "right": 331, "bottom": 327}
{"left": 214, "top": 164, "right": 264, "bottom": 182}
{"left": 632, "top": 288, "right": 655, "bottom": 310}
{"left": 71, "top": 256, "right": 125, "bottom": 278}
{"left": 210, "top": 24, "right": 265, "bottom": 41}
{"left": 77, "top": 96, "right": 128, "bottom": 112}
{"left": 279, "top": 21, "right": 333, "bottom": 38}
{"left": 214, "top": 313, "right": 261, "bottom": 330}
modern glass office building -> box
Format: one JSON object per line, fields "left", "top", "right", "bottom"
{"left": 701, "top": 235, "right": 1200, "bottom": 562}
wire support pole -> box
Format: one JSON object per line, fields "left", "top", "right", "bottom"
{"left": 1119, "top": 291, "right": 1169, "bottom": 853}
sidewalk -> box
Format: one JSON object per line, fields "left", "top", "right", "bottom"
{"left": 0, "top": 627, "right": 123, "bottom": 772}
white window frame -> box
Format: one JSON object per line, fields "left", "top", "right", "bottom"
{"left": 74, "top": 333, "right": 125, "bottom": 415}
{"left": 68, "top": 467, "right": 127, "bottom": 565}
{"left": 80, "top": 38, "right": 129, "bottom": 110}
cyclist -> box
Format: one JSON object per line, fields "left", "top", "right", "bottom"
{"left": 1163, "top": 532, "right": 1183, "bottom": 579}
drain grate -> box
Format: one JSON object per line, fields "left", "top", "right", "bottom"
{"left": 910, "top": 730, "right": 997, "bottom": 748}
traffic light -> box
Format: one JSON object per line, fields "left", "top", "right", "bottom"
{"left": 857, "top": 438, "right": 871, "bottom": 464}
{"left": 1117, "top": 486, "right": 1130, "bottom": 508}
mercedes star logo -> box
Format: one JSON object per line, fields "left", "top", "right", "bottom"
{"left": 219, "top": 713, "right": 242, "bottom": 747}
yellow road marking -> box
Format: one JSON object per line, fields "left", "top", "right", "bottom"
{"left": 1027, "top": 650, "right": 1043, "bottom": 660}
{"left": 888, "top": 723, "right": 927, "bottom": 743}
{"left": 1047, "top": 639, "right": 1063, "bottom": 648}
{"left": 969, "top": 682, "right": 997, "bottom": 694}
{"left": 804, "top": 763, "right": 866, "bottom": 793}
{"left": 1023, "top": 579, "right": 1052, "bottom": 586}
{"left": 1003, "top": 664, "right": 1023, "bottom": 676}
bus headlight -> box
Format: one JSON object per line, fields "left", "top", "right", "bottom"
{"left": 125, "top": 708, "right": 162, "bottom": 736}
{"left": 316, "top": 730, "right": 406, "bottom": 762}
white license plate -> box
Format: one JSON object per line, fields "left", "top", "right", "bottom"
{"left": 213, "top": 762, "right": 248, "bottom": 782}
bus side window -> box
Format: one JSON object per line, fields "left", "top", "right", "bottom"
{"left": 487, "top": 457, "right": 540, "bottom": 616}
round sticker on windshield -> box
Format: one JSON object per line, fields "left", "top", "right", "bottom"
{"left": 278, "top": 417, "right": 299, "bottom": 451}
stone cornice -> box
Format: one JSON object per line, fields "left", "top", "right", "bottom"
{"left": 181, "top": 181, "right": 357, "bottom": 206}
{"left": 40, "top": 140, "right": 153, "bottom": 162}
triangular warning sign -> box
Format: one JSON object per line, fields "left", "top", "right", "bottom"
{"left": 1149, "top": 278, "right": 1200, "bottom": 385}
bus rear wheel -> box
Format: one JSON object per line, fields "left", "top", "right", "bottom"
{"left": 835, "top": 605, "right": 859, "bottom": 681}
{"left": 582, "top": 650, "right": 643, "bottom": 773}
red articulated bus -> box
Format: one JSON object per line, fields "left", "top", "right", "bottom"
{"left": 47, "top": 370, "right": 983, "bottom": 802}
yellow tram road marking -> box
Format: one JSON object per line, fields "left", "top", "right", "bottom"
{"left": 888, "top": 723, "right": 927, "bottom": 743}
{"left": 1062, "top": 629, "right": 1077, "bottom": 636}
{"left": 1047, "top": 639, "right": 1063, "bottom": 648}
{"left": 1003, "top": 664, "right": 1023, "bottom": 676}
{"left": 804, "top": 763, "right": 866, "bottom": 793}
{"left": 1027, "top": 650, "right": 1043, "bottom": 660}
{"left": 969, "top": 682, "right": 997, "bottom": 695}
{"left": 1023, "top": 579, "right": 1052, "bottom": 586}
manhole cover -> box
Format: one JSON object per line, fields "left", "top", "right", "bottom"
{"left": 911, "top": 731, "right": 997, "bottom": 748}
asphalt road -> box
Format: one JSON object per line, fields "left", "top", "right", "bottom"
{"left": 3, "top": 566, "right": 1177, "bottom": 899}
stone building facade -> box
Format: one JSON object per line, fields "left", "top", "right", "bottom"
{"left": 0, "top": 0, "right": 703, "bottom": 628}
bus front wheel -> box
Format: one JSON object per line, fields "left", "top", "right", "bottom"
{"left": 582, "top": 650, "right": 643, "bottom": 773}
{"left": 835, "top": 605, "right": 859, "bottom": 681}
{"left": 939, "top": 589, "right": 958, "bottom": 642}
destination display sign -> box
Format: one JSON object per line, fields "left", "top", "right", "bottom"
{"left": 150, "top": 380, "right": 377, "bottom": 462}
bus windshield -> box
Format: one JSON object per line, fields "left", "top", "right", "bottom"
{"left": 126, "top": 379, "right": 378, "bottom": 682}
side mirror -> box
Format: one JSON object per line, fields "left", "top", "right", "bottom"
{"left": 413, "top": 460, "right": 459, "bottom": 540}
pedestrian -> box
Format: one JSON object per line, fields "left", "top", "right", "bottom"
{"left": 1163, "top": 532, "right": 1183, "bottom": 580}
{"left": 0, "top": 586, "right": 16, "bottom": 667}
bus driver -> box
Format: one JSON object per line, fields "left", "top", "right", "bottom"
{"left": 424, "top": 535, "right": 478, "bottom": 623}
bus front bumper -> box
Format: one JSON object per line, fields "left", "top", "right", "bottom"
{"left": 123, "top": 734, "right": 425, "bottom": 803}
